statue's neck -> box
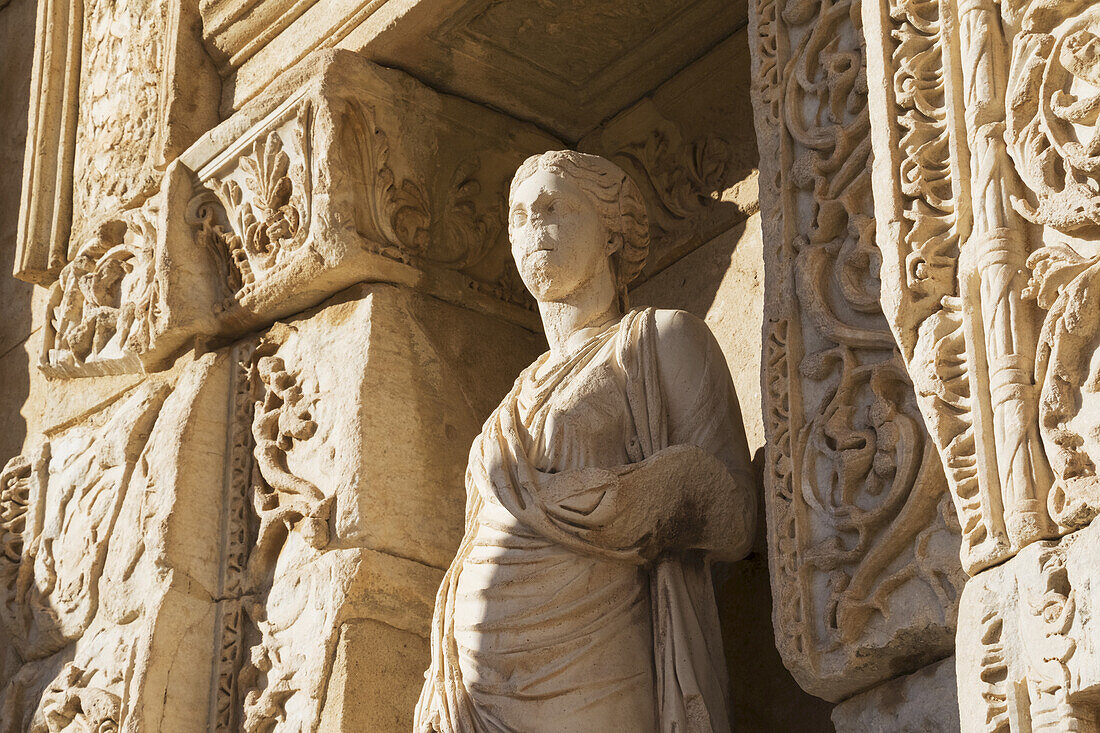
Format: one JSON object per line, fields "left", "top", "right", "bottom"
{"left": 538, "top": 285, "right": 621, "bottom": 359}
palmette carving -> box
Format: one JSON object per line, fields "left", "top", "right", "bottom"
{"left": 339, "top": 100, "right": 515, "bottom": 295}
{"left": 750, "top": 0, "right": 963, "bottom": 699}
{"left": 189, "top": 83, "right": 533, "bottom": 315}
{"left": 194, "top": 103, "right": 314, "bottom": 303}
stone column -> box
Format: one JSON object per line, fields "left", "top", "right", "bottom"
{"left": 748, "top": 0, "right": 967, "bottom": 725}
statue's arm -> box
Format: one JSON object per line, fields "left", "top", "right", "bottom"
{"left": 539, "top": 311, "right": 757, "bottom": 562}
{"left": 650, "top": 309, "right": 757, "bottom": 561}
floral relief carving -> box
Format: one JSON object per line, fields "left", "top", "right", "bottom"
{"left": 340, "top": 100, "right": 519, "bottom": 302}
{"left": 208, "top": 339, "right": 336, "bottom": 733}
{"left": 749, "top": 0, "right": 964, "bottom": 699}
{"left": 192, "top": 103, "right": 314, "bottom": 303}
{"left": 40, "top": 206, "right": 159, "bottom": 378}
{"left": 1007, "top": 2, "right": 1100, "bottom": 234}
{"left": 246, "top": 342, "right": 331, "bottom": 583}
{"left": 0, "top": 384, "right": 167, "bottom": 663}
{"left": 71, "top": 0, "right": 166, "bottom": 249}
{"left": 865, "top": 0, "right": 1100, "bottom": 575}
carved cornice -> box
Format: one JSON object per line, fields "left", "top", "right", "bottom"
{"left": 181, "top": 51, "right": 555, "bottom": 337}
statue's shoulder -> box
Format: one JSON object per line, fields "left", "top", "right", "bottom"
{"left": 645, "top": 308, "right": 716, "bottom": 355}
{"left": 629, "top": 308, "right": 720, "bottom": 385}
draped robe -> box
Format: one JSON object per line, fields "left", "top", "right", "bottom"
{"left": 415, "top": 308, "right": 744, "bottom": 732}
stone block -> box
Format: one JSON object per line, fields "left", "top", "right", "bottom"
{"left": 181, "top": 50, "right": 557, "bottom": 340}
{"left": 957, "top": 518, "right": 1100, "bottom": 731}
{"left": 832, "top": 657, "right": 959, "bottom": 733}
{"left": 0, "top": 351, "right": 234, "bottom": 731}
{"left": 208, "top": 283, "right": 542, "bottom": 731}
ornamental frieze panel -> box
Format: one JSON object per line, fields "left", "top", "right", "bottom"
{"left": 749, "top": 0, "right": 965, "bottom": 701}
{"left": 37, "top": 164, "right": 220, "bottom": 379}
{"left": 863, "top": 0, "right": 1100, "bottom": 576}
{"left": 15, "top": 0, "right": 217, "bottom": 284}
{"left": 183, "top": 50, "right": 560, "bottom": 336}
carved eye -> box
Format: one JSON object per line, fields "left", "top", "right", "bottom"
{"left": 510, "top": 208, "right": 527, "bottom": 228}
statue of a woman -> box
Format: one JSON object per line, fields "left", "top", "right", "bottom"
{"left": 415, "top": 151, "right": 757, "bottom": 733}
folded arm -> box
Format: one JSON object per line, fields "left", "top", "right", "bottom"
{"left": 538, "top": 310, "right": 757, "bottom": 562}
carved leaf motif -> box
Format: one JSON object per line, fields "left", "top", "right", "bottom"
{"left": 41, "top": 206, "right": 159, "bottom": 378}
{"left": 1007, "top": 3, "right": 1100, "bottom": 233}
{"left": 190, "top": 105, "right": 313, "bottom": 301}
{"left": 753, "top": 0, "right": 963, "bottom": 695}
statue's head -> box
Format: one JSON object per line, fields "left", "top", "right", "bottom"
{"left": 508, "top": 150, "right": 649, "bottom": 309}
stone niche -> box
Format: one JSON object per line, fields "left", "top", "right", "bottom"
{"left": 0, "top": 0, "right": 898, "bottom": 728}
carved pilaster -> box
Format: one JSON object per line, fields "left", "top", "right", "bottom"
{"left": 749, "top": 0, "right": 965, "bottom": 700}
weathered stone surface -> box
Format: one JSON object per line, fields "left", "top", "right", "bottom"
{"left": 864, "top": 0, "right": 1100, "bottom": 576}
{"left": 832, "top": 657, "right": 959, "bottom": 733}
{"left": 206, "top": 0, "right": 745, "bottom": 141}
{"left": 15, "top": 0, "right": 217, "bottom": 284}
{"left": 957, "top": 518, "right": 1100, "bottom": 732}
{"left": 0, "top": 352, "right": 232, "bottom": 732}
{"left": 747, "top": 0, "right": 966, "bottom": 700}
{"left": 182, "top": 50, "right": 558, "bottom": 340}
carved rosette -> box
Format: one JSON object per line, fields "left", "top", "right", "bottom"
{"left": 749, "top": 0, "right": 965, "bottom": 701}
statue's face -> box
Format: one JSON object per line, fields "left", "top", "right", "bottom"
{"left": 508, "top": 169, "right": 610, "bottom": 303}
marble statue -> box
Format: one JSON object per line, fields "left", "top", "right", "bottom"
{"left": 414, "top": 150, "right": 758, "bottom": 732}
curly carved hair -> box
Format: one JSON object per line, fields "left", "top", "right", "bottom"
{"left": 510, "top": 150, "right": 650, "bottom": 309}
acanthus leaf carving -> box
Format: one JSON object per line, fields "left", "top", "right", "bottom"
{"left": 211, "top": 338, "right": 336, "bottom": 733}
{"left": 1006, "top": 2, "right": 1100, "bottom": 234}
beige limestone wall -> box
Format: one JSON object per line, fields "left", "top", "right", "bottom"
{"left": 0, "top": 0, "right": 36, "bottom": 466}
{"left": 0, "top": 0, "right": 36, "bottom": 693}
{"left": 0, "top": 4, "right": 851, "bottom": 729}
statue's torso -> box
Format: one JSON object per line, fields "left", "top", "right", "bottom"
{"left": 453, "top": 330, "right": 658, "bottom": 732}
